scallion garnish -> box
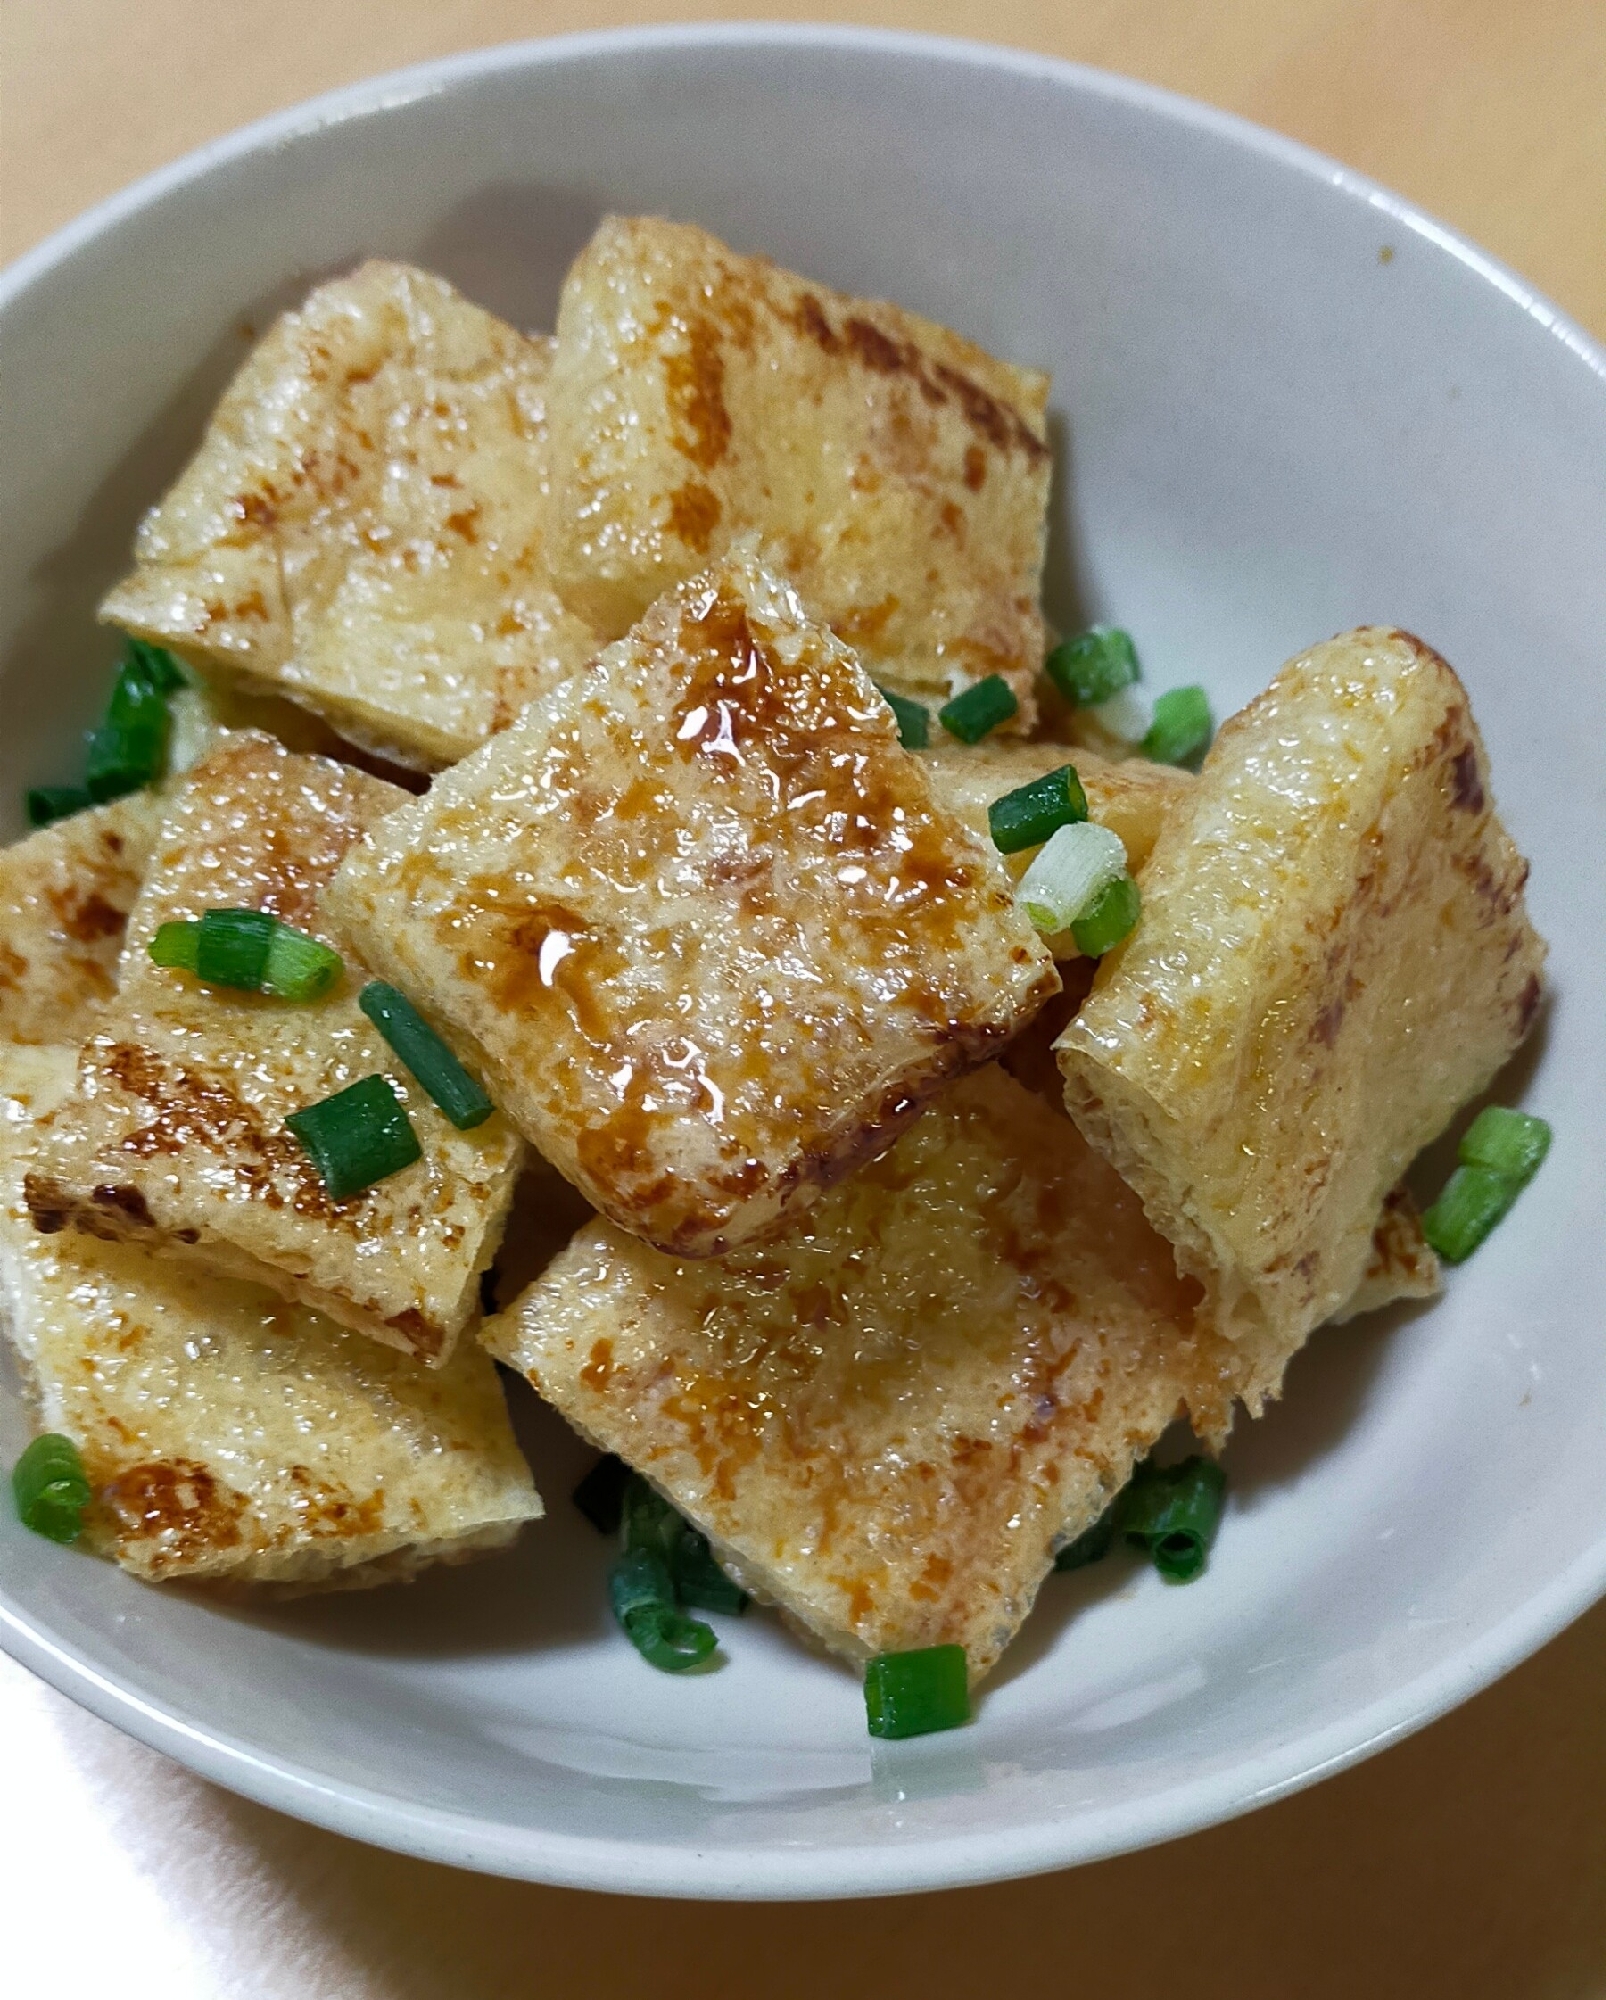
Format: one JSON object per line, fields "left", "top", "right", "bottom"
{"left": 285, "top": 1074, "right": 421, "bottom": 1199}
{"left": 1045, "top": 625, "right": 1140, "bottom": 708}
{"left": 1015, "top": 820, "right": 1128, "bottom": 936}
{"left": 672, "top": 1528, "right": 749, "bottom": 1614}
{"left": 85, "top": 646, "right": 175, "bottom": 802}
{"left": 1140, "top": 686, "right": 1213, "bottom": 766}
{"left": 1116, "top": 1457, "right": 1225, "bottom": 1582}
{"left": 1421, "top": 1104, "right": 1551, "bottom": 1263}
{"left": 12, "top": 1432, "right": 92, "bottom": 1545}
{"left": 358, "top": 981, "right": 493, "bottom": 1129}
{"left": 987, "top": 764, "right": 1088, "bottom": 854}
{"left": 1457, "top": 1105, "right": 1551, "bottom": 1184}
{"left": 863, "top": 1644, "right": 970, "bottom": 1739}
{"left": 147, "top": 910, "right": 343, "bottom": 1001}
{"left": 124, "top": 637, "right": 188, "bottom": 693}
{"left": 26, "top": 786, "right": 94, "bottom": 829}
{"left": 876, "top": 685, "right": 930, "bottom": 750}
{"left": 573, "top": 1453, "right": 631, "bottom": 1535}
{"left": 1053, "top": 1504, "right": 1117, "bottom": 1572}
{"left": 1070, "top": 873, "right": 1141, "bottom": 958}
{"left": 195, "top": 907, "right": 276, "bottom": 988}
{"left": 609, "top": 1548, "right": 718, "bottom": 1672}
{"left": 621, "top": 1474, "right": 688, "bottom": 1567}
{"left": 938, "top": 674, "right": 1018, "bottom": 744}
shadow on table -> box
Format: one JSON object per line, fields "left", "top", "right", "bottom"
{"left": 53, "top": 1594, "right": 1606, "bottom": 2000}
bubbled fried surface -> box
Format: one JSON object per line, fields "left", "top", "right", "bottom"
{"left": 0, "top": 1047, "right": 539, "bottom": 1588}
{"left": 100, "top": 261, "right": 598, "bottom": 770}
{"left": 24, "top": 734, "right": 522, "bottom": 1363}
{"left": 326, "top": 548, "right": 1059, "bottom": 1258}
{"left": 483, "top": 1066, "right": 1229, "bottom": 1680}
{"left": 543, "top": 217, "right": 1052, "bottom": 718}
{"left": 0, "top": 794, "right": 163, "bottom": 1045}
{"left": 1058, "top": 628, "right": 1543, "bottom": 1408}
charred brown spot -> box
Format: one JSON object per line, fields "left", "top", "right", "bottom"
{"left": 60, "top": 892, "right": 127, "bottom": 943}
{"left": 662, "top": 316, "right": 732, "bottom": 469}
{"left": 91, "top": 1183, "right": 154, "bottom": 1227}
{"left": 102, "top": 1457, "right": 246, "bottom": 1569}
{"left": 236, "top": 491, "right": 278, "bottom": 530}
{"left": 22, "top": 1172, "right": 71, "bottom": 1234}
{"left": 581, "top": 1337, "right": 615, "bottom": 1392}
{"left": 666, "top": 480, "right": 722, "bottom": 552}
{"left": 1450, "top": 744, "right": 1485, "bottom": 814}
{"left": 843, "top": 316, "right": 909, "bottom": 374}
{"left": 444, "top": 506, "right": 481, "bottom": 544}
{"left": 384, "top": 1307, "right": 443, "bottom": 1358}
{"left": 1517, "top": 972, "right": 1543, "bottom": 1035}
{"left": 963, "top": 444, "right": 987, "bottom": 491}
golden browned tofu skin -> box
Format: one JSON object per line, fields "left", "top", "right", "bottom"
{"left": 0, "top": 1047, "right": 539, "bottom": 1589}
{"left": 100, "top": 261, "right": 598, "bottom": 770}
{"left": 1058, "top": 629, "right": 1543, "bottom": 1407}
{"left": 484, "top": 1067, "right": 1230, "bottom": 1680}
{"left": 327, "top": 548, "right": 1059, "bottom": 1258}
{"left": 544, "top": 217, "right": 1052, "bottom": 719}
{"left": 0, "top": 795, "right": 162, "bottom": 1045}
{"left": 1330, "top": 1185, "right": 1440, "bottom": 1323}
{"left": 23, "top": 735, "right": 522, "bottom": 1363}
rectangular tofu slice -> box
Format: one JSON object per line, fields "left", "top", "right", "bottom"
{"left": 1, "top": 1046, "right": 539, "bottom": 1589}
{"left": 23, "top": 734, "right": 522, "bottom": 1363}
{"left": 100, "top": 261, "right": 599, "bottom": 770}
{"left": 326, "top": 547, "right": 1059, "bottom": 1258}
{"left": 0, "top": 795, "right": 163, "bottom": 1045}
{"left": 544, "top": 216, "right": 1052, "bottom": 719}
{"left": 483, "top": 1066, "right": 1230, "bottom": 1679}
{"left": 1058, "top": 629, "right": 1543, "bottom": 1407}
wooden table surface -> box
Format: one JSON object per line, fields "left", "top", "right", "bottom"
{"left": 1, "top": 6, "right": 1603, "bottom": 1996}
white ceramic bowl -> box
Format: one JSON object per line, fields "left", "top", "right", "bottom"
{"left": 2, "top": 25, "right": 1603, "bottom": 1901}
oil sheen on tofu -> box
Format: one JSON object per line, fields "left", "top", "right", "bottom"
{"left": 327, "top": 545, "right": 1060, "bottom": 1258}
{"left": 22, "top": 734, "right": 522, "bottom": 1363}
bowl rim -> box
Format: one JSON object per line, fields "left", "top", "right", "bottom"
{"left": 2, "top": 19, "right": 1603, "bottom": 1901}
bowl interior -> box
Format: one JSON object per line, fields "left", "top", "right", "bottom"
{"left": 2, "top": 28, "right": 1603, "bottom": 1898}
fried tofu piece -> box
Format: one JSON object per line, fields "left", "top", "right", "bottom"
{"left": 100, "top": 261, "right": 599, "bottom": 770}
{"left": 484, "top": 1067, "right": 1229, "bottom": 1679}
{"left": 1058, "top": 629, "right": 1543, "bottom": 1407}
{"left": 0, "top": 795, "right": 163, "bottom": 1045}
{"left": 1330, "top": 1185, "right": 1440, "bottom": 1323}
{"left": 327, "top": 548, "right": 1058, "bottom": 1258}
{"left": 544, "top": 217, "right": 1052, "bottom": 719}
{"left": 23, "top": 735, "right": 522, "bottom": 1363}
{"left": 0, "top": 1045, "right": 539, "bottom": 1589}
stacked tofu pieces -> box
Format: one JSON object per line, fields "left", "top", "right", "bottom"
{"left": 1, "top": 218, "right": 1544, "bottom": 1684}
{"left": 0, "top": 793, "right": 540, "bottom": 1587}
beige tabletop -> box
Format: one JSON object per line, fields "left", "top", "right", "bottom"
{"left": 1, "top": 4, "right": 1603, "bottom": 1995}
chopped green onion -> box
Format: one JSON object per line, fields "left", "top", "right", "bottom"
{"left": 863, "top": 1645, "right": 970, "bottom": 1739}
{"left": 13, "top": 1432, "right": 92, "bottom": 1545}
{"left": 1090, "top": 684, "right": 1152, "bottom": 745}
{"left": 148, "top": 910, "right": 343, "bottom": 1001}
{"left": 573, "top": 1453, "right": 631, "bottom": 1535}
{"left": 1141, "top": 686, "right": 1213, "bottom": 766}
{"left": 285, "top": 1074, "right": 421, "bottom": 1199}
{"left": 609, "top": 1548, "right": 718, "bottom": 1672}
{"left": 124, "top": 636, "right": 188, "bottom": 693}
{"left": 1053, "top": 1503, "right": 1117, "bottom": 1572}
{"left": 195, "top": 907, "right": 276, "bottom": 988}
{"left": 621, "top": 1473, "right": 687, "bottom": 1566}
{"left": 26, "top": 786, "right": 94, "bottom": 828}
{"left": 987, "top": 764, "right": 1088, "bottom": 854}
{"left": 1015, "top": 820, "right": 1128, "bottom": 935}
{"left": 1421, "top": 1164, "right": 1519, "bottom": 1264}
{"left": 876, "top": 685, "right": 930, "bottom": 750}
{"left": 358, "top": 981, "right": 492, "bottom": 1129}
{"left": 672, "top": 1528, "right": 748, "bottom": 1614}
{"left": 938, "top": 674, "right": 1018, "bottom": 744}
{"left": 261, "top": 925, "right": 343, "bottom": 1002}
{"left": 1116, "top": 1457, "right": 1225, "bottom": 1582}
{"left": 148, "top": 920, "right": 202, "bottom": 973}
{"left": 1457, "top": 1105, "right": 1551, "bottom": 1185}
{"left": 1070, "top": 873, "right": 1141, "bottom": 958}
{"left": 85, "top": 647, "right": 173, "bottom": 802}
{"left": 1045, "top": 625, "right": 1140, "bottom": 708}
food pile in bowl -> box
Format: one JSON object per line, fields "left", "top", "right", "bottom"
{"left": 1, "top": 216, "right": 1549, "bottom": 1741}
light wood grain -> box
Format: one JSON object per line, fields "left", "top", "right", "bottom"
{"left": 1, "top": 6, "right": 1603, "bottom": 1995}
